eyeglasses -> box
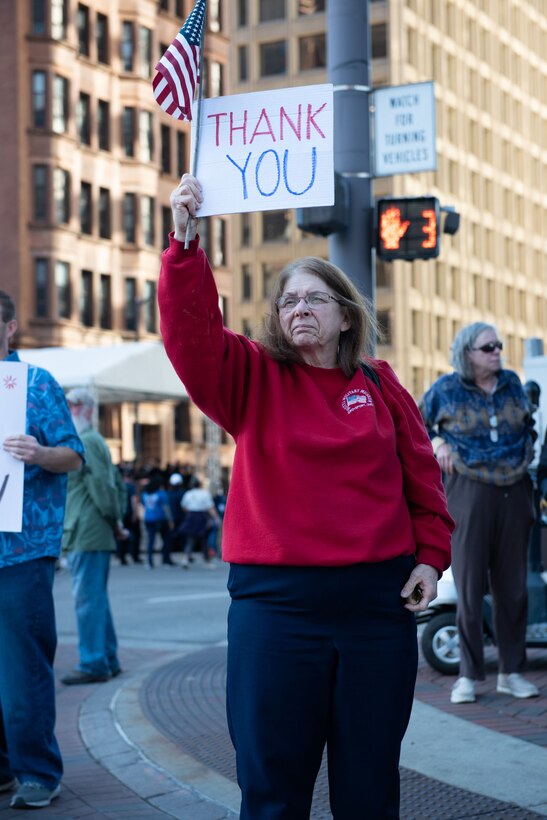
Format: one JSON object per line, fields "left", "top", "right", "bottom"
{"left": 276, "top": 291, "right": 342, "bottom": 312}
{"left": 473, "top": 341, "right": 503, "bottom": 353}
{"left": 489, "top": 414, "right": 498, "bottom": 443}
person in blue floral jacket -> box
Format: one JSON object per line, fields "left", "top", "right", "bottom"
{"left": 420, "top": 322, "right": 539, "bottom": 705}
{"left": 0, "top": 290, "right": 84, "bottom": 810}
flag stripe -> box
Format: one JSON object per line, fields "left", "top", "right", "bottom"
{"left": 152, "top": 0, "right": 204, "bottom": 123}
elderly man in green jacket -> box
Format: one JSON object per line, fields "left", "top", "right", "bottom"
{"left": 61, "top": 388, "right": 126, "bottom": 685}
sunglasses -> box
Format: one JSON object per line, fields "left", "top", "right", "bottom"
{"left": 473, "top": 341, "right": 503, "bottom": 353}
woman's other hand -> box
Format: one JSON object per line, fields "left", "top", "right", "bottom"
{"left": 170, "top": 174, "right": 203, "bottom": 242}
{"left": 400, "top": 563, "right": 439, "bottom": 612}
{"left": 436, "top": 441, "right": 454, "bottom": 474}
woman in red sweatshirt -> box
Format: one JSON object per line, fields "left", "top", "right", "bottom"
{"left": 158, "top": 174, "right": 453, "bottom": 820}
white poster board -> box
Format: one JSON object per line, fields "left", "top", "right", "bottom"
{"left": 192, "top": 84, "right": 334, "bottom": 217}
{"left": 0, "top": 361, "right": 28, "bottom": 533}
{"left": 373, "top": 81, "right": 437, "bottom": 177}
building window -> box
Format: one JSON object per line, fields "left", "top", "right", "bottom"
{"left": 159, "top": 0, "right": 169, "bottom": 10}
{"left": 371, "top": 23, "right": 387, "bottom": 59}
{"left": 208, "top": 60, "right": 223, "bottom": 97}
{"left": 121, "top": 21, "right": 134, "bottom": 72}
{"left": 33, "top": 165, "right": 48, "bottom": 221}
{"left": 161, "top": 125, "right": 171, "bottom": 174}
{"left": 209, "top": 0, "right": 222, "bottom": 31}
{"left": 98, "top": 188, "right": 111, "bottom": 238}
{"left": 174, "top": 402, "right": 191, "bottom": 442}
{"left": 32, "top": 70, "right": 46, "bottom": 128}
{"left": 31, "top": 0, "right": 46, "bottom": 35}
{"left": 262, "top": 210, "right": 289, "bottom": 242}
{"left": 123, "top": 193, "right": 136, "bottom": 243}
{"left": 139, "top": 26, "right": 153, "bottom": 79}
{"left": 34, "top": 258, "right": 49, "bottom": 318}
{"left": 77, "top": 92, "right": 91, "bottom": 145}
{"left": 238, "top": 46, "right": 248, "bottom": 82}
{"left": 298, "top": 0, "right": 325, "bottom": 13}
{"left": 52, "top": 75, "right": 69, "bottom": 133}
{"left": 97, "top": 99, "right": 110, "bottom": 150}
{"left": 242, "top": 265, "right": 252, "bottom": 301}
{"left": 96, "top": 13, "right": 109, "bottom": 64}
{"left": 299, "top": 33, "right": 326, "bottom": 70}
{"left": 139, "top": 111, "right": 154, "bottom": 162}
{"left": 141, "top": 196, "right": 155, "bottom": 246}
{"left": 238, "top": 0, "right": 247, "bottom": 26}
{"left": 124, "top": 278, "right": 137, "bottom": 331}
{"left": 162, "top": 206, "right": 172, "bottom": 250}
{"left": 241, "top": 213, "right": 251, "bottom": 246}
{"left": 122, "top": 107, "right": 135, "bottom": 157}
{"left": 259, "top": 0, "right": 285, "bottom": 22}
{"left": 80, "top": 181, "right": 92, "bottom": 234}
{"left": 77, "top": 4, "right": 90, "bottom": 56}
{"left": 99, "top": 274, "right": 112, "bottom": 329}
{"left": 144, "top": 281, "right": 157, "bottom": 333}
{"left": 51, "top": 0, "right": 67, "bottom": 39}
{"left": 80, "top": 270, "right": 93, "bottom": 326}
{"left": 176, "top": 131, "right": 187, "bottom": 177}
{"left": 53, "top": 168, "right": 70, "bottom": 224}
{"left": 212, "top": 218, "right": 226, "bottom": 266}
{"left": 55, "top": 261, "right": 71, "bottom": 319}
{"left": 200, "top": 217, "right": 210, "bottom": 256}
{"left": 175, "top": 0, "right": 185, "bottom": 17}
{"left": 260, "top": 41, "right": 286, "bottom": 77}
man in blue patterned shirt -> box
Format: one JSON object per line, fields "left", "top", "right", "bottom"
{"left": 0, "top": 290, "right": 84, "bottom": 810}
{"left": 421, "top": 322, "right": 538, "bottom": 706}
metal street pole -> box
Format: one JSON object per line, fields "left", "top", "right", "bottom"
{"left": 327, "top": 0, "right": 374, "bottom": 303}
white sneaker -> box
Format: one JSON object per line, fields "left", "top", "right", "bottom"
{"left": 450, "top": 676, "right": 476, "bottom": 704}
{"left": 497, "top": 673, "right": 539, "bottom": 699}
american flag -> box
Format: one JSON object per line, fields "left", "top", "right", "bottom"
{"left": 152, "top": 0, "right": 206, "bottom": 122}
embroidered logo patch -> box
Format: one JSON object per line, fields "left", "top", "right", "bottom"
{"left": 341, "top": 389, "right": 374, "bottom": 414}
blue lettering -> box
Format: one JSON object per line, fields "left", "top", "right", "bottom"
{"left": 226, "top": 152, "right": 252, "bottom": 199}
{"left": 283, "top": 147, "right": 317, "bottom": 196}
{"left": 255, "top": 150, "right": 280, "bottom": 197}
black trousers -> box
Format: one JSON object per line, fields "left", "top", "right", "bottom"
{"left": 226, "top": 558, "right": 417, "bottom": 820}
{"left": 446, "top": 472, "right": 534, "bottom": 680}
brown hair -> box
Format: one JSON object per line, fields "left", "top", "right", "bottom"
{"left": 0, "top": 290, "right": 16, "bottom": 323}
{"left": 258, "top": 257, "right": 380, "bottom": 378}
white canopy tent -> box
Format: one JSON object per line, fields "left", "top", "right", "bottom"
{"left": 18, "top": 342, "right": 188, "bottom": 404}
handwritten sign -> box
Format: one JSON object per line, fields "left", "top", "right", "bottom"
{"left": 0, "top": 361, "right": 28, "bottom": 532}
{"left": 192, "top": 84, "right": 334, "bottom": 217}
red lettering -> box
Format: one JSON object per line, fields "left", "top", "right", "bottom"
{"left": 250, "top": 109, "right": 276, "bottom": 144}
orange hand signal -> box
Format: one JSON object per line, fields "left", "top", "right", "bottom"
{"left": 379, "top": 207, "right": 410, "bottom": 250}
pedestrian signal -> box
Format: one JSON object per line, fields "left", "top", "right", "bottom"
{"left": 376, "top": 197, "right": 440, "bottom": 260}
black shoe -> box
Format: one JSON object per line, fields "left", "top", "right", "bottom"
{"left": 110, "top": 667, "right": 122, "bottom": 678}
{"left": 61, "top": 669, "right": 110, "bottom": 685}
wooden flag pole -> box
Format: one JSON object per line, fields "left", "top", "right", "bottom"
{"left": 184, "top": 19, "right": 206, "bottom": 249}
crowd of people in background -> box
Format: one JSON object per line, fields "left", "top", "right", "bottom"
{"left": 114, "top": 461, "right": 227, "bottom": 570}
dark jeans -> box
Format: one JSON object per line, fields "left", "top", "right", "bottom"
{"left": 144, "top": 521, "right": 172, "bottom": 566}
{"left": 227, "top": 557, "right": 417, "bottom": 819}
{"left": 0, "top": 558, "right": 62, "bottom": 789}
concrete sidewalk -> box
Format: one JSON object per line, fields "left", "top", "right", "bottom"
{"left": 1, "top": 639, "right": 546, "bottom": 818}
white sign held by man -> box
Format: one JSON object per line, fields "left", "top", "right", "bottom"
{"left": 191, "top": 84, "right": 334, "bottom": 217}
{"left": 0, "top": 361, "right": 28, "bottom": 532}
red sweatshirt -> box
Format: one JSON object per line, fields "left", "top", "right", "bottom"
{"left": 158, "top": 237, "right": 453, "bottom": 573}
